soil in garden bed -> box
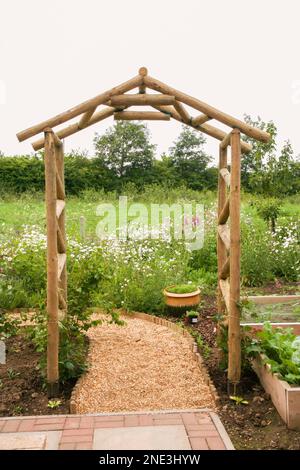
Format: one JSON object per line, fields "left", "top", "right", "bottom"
{"left": 0, "top": 335, "right": 72, "bottom": 417}
{"left": 185, "top": 288, "right": 300, "bottom": 450}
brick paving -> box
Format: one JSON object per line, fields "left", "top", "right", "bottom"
{"left": 0, "top": 410, "right": 234, "bottom": 450}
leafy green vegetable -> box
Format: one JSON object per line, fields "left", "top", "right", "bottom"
{"left": 247, "top": 322, "right": 300, "bottom": 385}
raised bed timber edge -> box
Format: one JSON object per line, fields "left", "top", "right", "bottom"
{"left": 252, "top": 355, "right": 300, "bottom": 430}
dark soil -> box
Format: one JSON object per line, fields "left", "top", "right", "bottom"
{"left": 0, "top": 335, "right": 72, "bottom": 417}
{"left": 190, "top": 287, "right": 300, "bottom": 450}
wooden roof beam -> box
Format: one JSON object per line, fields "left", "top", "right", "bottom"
{"left": 192, "top": 114, "right": 212, "bottom": 126}
{"left": 153, "top": 104, "right": 252, "bottom": 153}
{"left": 145, "top": 75, "right": 270, "bottom": 143}
{"left": 32, "top": 106, "right": 119, "bottom": 151}
{"left": 17, "top": 74, "right": 142, "bottom": 142}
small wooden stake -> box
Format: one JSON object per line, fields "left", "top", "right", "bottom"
{"left": 228, "top": 129, "right": 241, "bottom": 385}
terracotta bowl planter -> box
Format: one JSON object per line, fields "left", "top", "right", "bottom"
{"left": 163, "top": 287, "right": 201, "bottom": 308}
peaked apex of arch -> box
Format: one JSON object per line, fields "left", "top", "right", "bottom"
{"left": 16, "top": 66, "right": 270, "bottom": 148}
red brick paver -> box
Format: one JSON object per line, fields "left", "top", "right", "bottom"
{"left": 0, "top": 410, "right": 234, "bottom": 450}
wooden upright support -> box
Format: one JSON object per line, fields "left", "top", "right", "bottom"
{"left": 228, "top": 129, "right": 241, "bottom": 388}
{"left": 44, "top": 128, "right": 67, "bottom": 397}
{"left": 44, "top": 129, "right": 59, "bottom": 397}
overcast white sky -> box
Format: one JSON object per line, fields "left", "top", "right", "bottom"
{"left": 1, "top": 0, "right": 300, "bottom": 161}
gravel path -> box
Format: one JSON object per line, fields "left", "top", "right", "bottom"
{"left": 73, "top": 315, "right": 215, "bottom": 413}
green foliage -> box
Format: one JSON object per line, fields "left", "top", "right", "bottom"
{"left": 190, "top": 330, "right": 211, "bottom": 359}
{"left": 230, "top": 396, "right": 249, "bottom": 405}
{"left": 166, "top": 284, "right": 198, "bottom": 294}
{"left": 7, "top": 368, "right": 20, "bottom": 379}
{"left": 94, "top": 121, "right": 155, "bottom": 191}
{"left": 0, "top": 312, "right": 21, "bottom": 340}
{"left": 47, "top": 400, "right": 62, "bottom": 409}
{"left": 246, "top": 322, "right": 300, "bottom": 385}
{"left": 242, "top": 115, "right": 299, "bottom": 197}
{"left": 169, "top": 126, "right": 212, "bottom": 191}
{"left": 240, "top": 218, "right": 274, "bottom": 286}
{"left": 186, "top": 310, "right": 199, "bottom": 318}
{"left": 252, "top": 197, "right": 282, "bottom": 232}
{"left": 0, "top": 154, "right": 44, "bottom": 195}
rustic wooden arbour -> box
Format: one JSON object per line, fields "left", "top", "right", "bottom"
{"left": 17, "top": 67, "right": 271, "bottom": 396}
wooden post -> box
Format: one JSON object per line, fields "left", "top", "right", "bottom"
{"left": 217, "top": 145, "right": 228, "bottom": 325}
{"left": 228, "top": 129, "right": 241, "bottom": 389}
{"left": 138, "top": 66, "right": 148, "bottom": 94}
{"left": 55, "top": 141, "right": 67, "bottom": 312}
{"left": 44, "top": 130, "right": 59, "bottom": 397}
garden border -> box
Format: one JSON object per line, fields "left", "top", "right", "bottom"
{"left": 252, "top": 355, "right": 300, "bottom": 430}
{"left": 69, "top": 311, "right": 219, "bottom": 414}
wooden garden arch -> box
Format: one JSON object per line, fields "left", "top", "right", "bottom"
{"left": 17, "top": 67, "right": 271, "bottom": 396}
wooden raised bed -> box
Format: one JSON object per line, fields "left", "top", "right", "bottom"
{"left": 252, "top": 355, "right": 300, "bottom": 430}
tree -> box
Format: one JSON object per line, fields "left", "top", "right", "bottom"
{"left": 169, "top": 125, "right": 212, "bottom": 190}
{"left": 241, "top": 115, "right": 299, "bottom": 196}
{"left": 93, "top": 121, "right": 155, "bottom": 189}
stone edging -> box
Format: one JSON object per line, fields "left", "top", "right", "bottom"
{"left": 70, "top": 312, "right": 220, "bottom": 413}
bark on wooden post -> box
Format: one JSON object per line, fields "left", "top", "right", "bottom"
{"left": 44, "top": 129, "right": 59, "bottom": 397}
{"left": 228, "top": 129, "right": 241, "bottom": 388}
{"left": 217, "top": 145, "right": 228, "bottom": 334}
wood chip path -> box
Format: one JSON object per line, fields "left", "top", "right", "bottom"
{"left": 73, "top": 315, "right": 215, "bottom": 413}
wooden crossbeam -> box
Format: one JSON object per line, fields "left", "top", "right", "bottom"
{"left": 220, "top": 168, "right": 231, "bottom": 187}
{"left": 56, "top": 200, "right": 65, "bottom": 219}
{"left": 58, "top": 291, "right": 67, "bottom": 310}
{"left": 58, "top": 309, "right": 66, "bottom": 321}
{"left": 218, "top": 197, "right": 230, "bottom": 225}
{"left": 219, "top": 279, "right": 230, "bottom": 312}
{"left": 192, "top": 114, "right": 211, "bottom": 126}
{"left": 114, "top": 111, "right": 170, "bottom": 121}
{"left": 110, "top": 94, "right": 175, "bottom": 106}
{"left": 56, "top": 172, "right": 65, "bottom": 200}
{"left": 243, "top": 295, "right": 300, "bottom": 305}
{"left": 144, "top": 75, "right": 270, "bottom": 142}
{"left": 58, "top": 253, "right": 66, "bottom": 279}
{"left": 78, "top": 106, "right": 97, "bottom": 128}
{"left": 218, "top": 224, "right": 230, "bottom": 251}
{"left": 220, "top": 257, "right": 230, "bottom": 280}
{"left": 153, "top": 104, "right": 252, "bottom": 153}
{"left": 220, "top": 132, "right": 232, "bottom": 150}
{"left": 57, "top": 225, "right": 66, "bottom": 253}
{"left": 17, "top": 75, "right": 143, "bottom": 142}
{"left": 32, "top": 107, "right": 117, "bottom": 151}
{"left": 173, "top": 100, "right": 190, "bottom": 124}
